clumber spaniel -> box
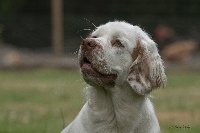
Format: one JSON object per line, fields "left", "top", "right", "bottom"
{"left": 61, "top": 21, "right": 166, "bottom": 133}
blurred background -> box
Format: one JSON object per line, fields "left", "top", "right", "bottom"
{"left": 0, "top": 0, "right": 200, "bottom": 68}
{"left": 0, "top": 0, "right": 200, "bottom": 133}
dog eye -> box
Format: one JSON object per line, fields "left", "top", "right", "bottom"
{"left": 112, "top": 39, "right": 124, "bottom": 48}
{"left": 92, "top": 36, "right": 97, "bottom": 38}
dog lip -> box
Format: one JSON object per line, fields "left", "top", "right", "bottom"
{"left": 81, "top": 60, "right": 117, "bottom": 80}
{"left": 80, "top": 55, "right": 117, "bottom": 83}
{"left": 81, "top": 63, "right": 117, "bottom": 86}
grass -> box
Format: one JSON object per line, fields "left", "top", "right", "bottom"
{"left": 0, "top": 69, "right": 85, "bottom": 133}
{"left": 152, "top": 70, "right": 200, "bottom": 133}
{"left": 0, "top": 69, "right": 200, "bottom": 133}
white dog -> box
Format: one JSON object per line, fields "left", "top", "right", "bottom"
{"left": 61, "top": 21, "right": 166, "bottom": 133}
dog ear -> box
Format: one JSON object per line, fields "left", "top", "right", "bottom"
{"left": 127, "top": 27, "right": 166, "bottom": 95}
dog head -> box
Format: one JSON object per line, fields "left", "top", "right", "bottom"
{"left": 79, "top": 21, "right": 166, "bottom": 94}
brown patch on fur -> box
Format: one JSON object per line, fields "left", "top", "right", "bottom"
{"left": 130, "top": 41, "right": 152, "bottom": 88}
{"left": 131, "top": 41, "right": 140, "bottom": 62}
{"left": 137, "top": 42, "right": 162, "bottom": 89}
{"left": 111, "top": 39, "right": 125, "bottom": 48}
{"left": 128, "top": 39, "right": 164, "bottom": 95}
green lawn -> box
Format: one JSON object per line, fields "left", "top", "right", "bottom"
{"left": 0, "top": 69, "right": 199, "bottom": 133}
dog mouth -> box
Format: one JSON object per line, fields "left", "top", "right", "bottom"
{"left": 80, "top": 56, "right": 117, "bottom": 87}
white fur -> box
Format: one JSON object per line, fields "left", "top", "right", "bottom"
{"left": 61, "top": 21, "right": 166, "bottom": 133}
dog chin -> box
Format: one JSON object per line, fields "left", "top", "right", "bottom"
{"left": 81, "top": 63, "right": 117, "bottom": 88}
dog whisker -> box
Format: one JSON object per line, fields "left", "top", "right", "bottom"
{"left": 84, "top": 18, "right": 97, "bottom": 28}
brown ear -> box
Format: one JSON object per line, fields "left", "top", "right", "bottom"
{"left": 127, "top": 28, "right": 166, "bottom": 95}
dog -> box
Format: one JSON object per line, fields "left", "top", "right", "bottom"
{"left": 61, "top": 21, "right": 166, "bottom": 133}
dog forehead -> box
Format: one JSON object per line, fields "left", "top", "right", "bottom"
{"left": 93, "top": 21, "right": 134, "bottom": 37}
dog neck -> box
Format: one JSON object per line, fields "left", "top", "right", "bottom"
{"left": 84, "top": 84, "right": 147, "bottom": 132}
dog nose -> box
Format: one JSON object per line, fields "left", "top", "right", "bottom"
{"left": 82, "top": 39, "right": 97, "bottom": 49}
